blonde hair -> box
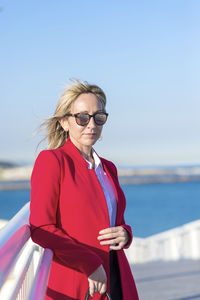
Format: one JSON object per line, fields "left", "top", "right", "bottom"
{"left": 39, "top": 79, "right": 107, "bottom": 149}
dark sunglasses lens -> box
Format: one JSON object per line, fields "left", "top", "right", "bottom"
{"left": 94, "top": 113, "right": 107, "bottom": 125}
{"left": 76, "top": 114, "right": 90, "bottom": 126}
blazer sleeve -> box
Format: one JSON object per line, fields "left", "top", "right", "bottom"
{"left": 121, "top": 217, "right": 133, "bottom": 249}
{"left": 29, "top": 150, "right": 103, "bottom": 277}
{"left": 109, "top": 161, "right": 133, "bottom": 249}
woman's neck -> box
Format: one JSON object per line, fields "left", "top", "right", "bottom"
{"left": 69, "top": 136, "right": 94, "bottom": 165}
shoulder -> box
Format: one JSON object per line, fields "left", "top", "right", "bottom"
{"left": 33, "top": 147, "right": 74, "bottom": 173}
{"left": 35, "top": 149, "right": 60, "bottom": 165}
{"left": 35, "top": 145, "right": 72, "bottom": 163}
{"left": 31, "top": 149, "right": 64, "bottom": 187}
{"left": 32, "top": 149, "right": 63, "bottom": 177}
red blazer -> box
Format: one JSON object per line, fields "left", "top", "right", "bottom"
{"left": 29, "top": 138, "right": 139, "bottom": 300}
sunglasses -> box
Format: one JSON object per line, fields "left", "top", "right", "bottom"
{"left": 63, "top": 112, "right": 108, "bottom": 126}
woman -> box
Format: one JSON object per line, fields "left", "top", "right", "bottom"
{"left": 29, "top": 80, "right": 139, "bottom": 300}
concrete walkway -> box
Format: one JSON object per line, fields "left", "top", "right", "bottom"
{"left": 131, "top": 260, "right": 200, "bottom": 300}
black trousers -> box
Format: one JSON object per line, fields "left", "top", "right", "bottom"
{"left": 109, "top": 250, "right": 123, "bottom": 300}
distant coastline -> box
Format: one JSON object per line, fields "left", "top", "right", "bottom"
{"left": 118, "top": 166, "right": 200, "bottom": 185}
{"left": 0, "top": 164, "right": 200, "bottom": 190}
{"left": 0, "top": 180, "right": 30, "bottom": 191}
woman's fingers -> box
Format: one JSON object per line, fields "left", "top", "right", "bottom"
{"left": 98, "top": 231, "right": 123, "bottom": 240}
{"left": 88, "top": 280, "right": 106, "bottom": 296}
{"left": 99, "top": 237, "right": 120, "bottom": 245}
{"left": 88, "top": 279, "right": 106, "bottom": 296}
{"left": 98, "top": 226, "right": 126, "bottom": 238}
{"left": 98, "top": 227, "right": 126, "bottom": 240}
{"left": 88, "top": 265, "right": 107, "bottom": 296}
{"left": 99, "top": 282, "right": 107, "bottom": 294}
{"left": 98, "top": 226, "right": 130, "bottom": 249}
{"left": 99, "top": 226, "right": 123, "bottom": 235}
{"left": 97, "top": 281, "right": 103, "bottom": 293}
{"left": 88, "top": 279, "right": 96, "bottom": 297}
{"left": 110, "top": 243, "right": 123, "bottom": 250}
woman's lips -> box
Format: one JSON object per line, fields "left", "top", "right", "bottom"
{"left": 84, "top": 133, "right": 96, "bottom": 136}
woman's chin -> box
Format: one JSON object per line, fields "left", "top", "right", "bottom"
{"left": 83, "top": 136, "right": 99, "bottom": 146}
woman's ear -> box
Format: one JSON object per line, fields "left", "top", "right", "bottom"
{"left": 59, "top": 118, "right": 69, "bottom": 132}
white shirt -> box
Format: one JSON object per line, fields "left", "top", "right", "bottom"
{"left": 84, "top": 150, "right": 117, "bottom": 227}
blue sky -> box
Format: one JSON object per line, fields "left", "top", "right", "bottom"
{"left": 0, "top": 0, "right": 200, "bottom": 166}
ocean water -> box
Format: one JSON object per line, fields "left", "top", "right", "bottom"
{"left": 0, "top": 189, "right": 30, "bottom": 220}
{"left": 0, "top": 181, "right": 200, "bottom": 238}
{"left": 123, "top": 181, "right": 200, "bottom": 237}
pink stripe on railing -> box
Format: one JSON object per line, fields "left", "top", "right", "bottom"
{"left": 28, "top": 248, "right": 53, "bottom": 300}
{"left": 0, "top": 224, "right": 30, "bottom": 288}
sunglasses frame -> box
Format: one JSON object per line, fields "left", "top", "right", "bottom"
{"left": 63, "top": 112, "right": 109, "bottom": 126}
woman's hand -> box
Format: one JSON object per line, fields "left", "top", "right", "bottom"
{"left": 88, "top": 264, "right": 107, "bottom": 297}
{"left": 97, "top": 226, "right": 130, "bottom": 250}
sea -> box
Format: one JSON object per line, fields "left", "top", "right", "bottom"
{"left": 0, "top": 181, "right": 200, "bottom": 238}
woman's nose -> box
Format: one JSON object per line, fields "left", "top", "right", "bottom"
{"left": 87, "top": 116, "right": 96, "bottom": 128}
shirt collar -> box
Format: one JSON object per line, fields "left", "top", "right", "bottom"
{"left": 84, "top": 148, "right": 102, "bottom": 170}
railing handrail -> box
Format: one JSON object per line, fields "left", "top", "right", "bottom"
{"left": 28, "top": 248, "right": 53, "bottom": 300}
{"left": 6, "top": 241, "right": 37, "bottom": 300}
{"left": 0, "top": 224, "right": 31, "bottom": 289}
{"left": 0, "top": 202, "right": 30, "bottom": 249}
{"left": 0, "top": 202, "right": 53, "bottom": 300}
{"left": 0, "top": 202, "right": 31, "bottom": 289}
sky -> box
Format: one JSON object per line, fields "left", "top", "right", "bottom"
{"left": 0, "top": 0, "right": 200, "bottom": 167}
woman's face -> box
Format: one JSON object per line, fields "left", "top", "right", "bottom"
{"left": 61, "top": 93, "right": 104, "bottom": 152}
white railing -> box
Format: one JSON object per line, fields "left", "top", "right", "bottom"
{"left": 125, "top": 219, "right": 200, "bottom": 264}
{"left": 0, "top": 203, "right": 53, "bottom": 300}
